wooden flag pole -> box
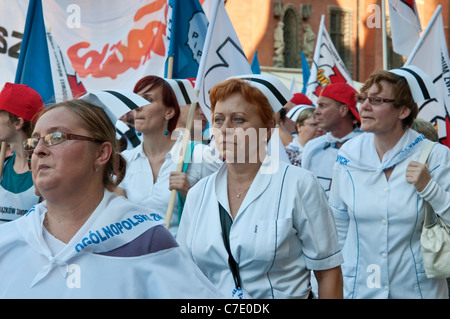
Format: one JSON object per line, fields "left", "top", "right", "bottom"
{"left": 167, "top": 56, "right": 174, "bottom": 80}
{"left": 0, "top": 142, "right": 7, "bottom": 181}
{"left": 163, "top": 54, "right": 199, "bottom": 229}
{"left": 165, "top": 95, "right": 198, "bottom": 229}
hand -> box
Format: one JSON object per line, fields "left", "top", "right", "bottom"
{"left": 406, "top": 161, "right": 431, "bottom": 192}
{"left": 169, "top": 171, "right": 191, "bottom": 199}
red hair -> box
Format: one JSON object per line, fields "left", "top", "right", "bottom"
{"left": 133, "top": 76, "right": 180, "bottom": 134}
{"left": 209, "top": 78, "right": 276, "bottom": 126}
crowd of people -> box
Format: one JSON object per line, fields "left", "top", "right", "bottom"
{"left": 0, "top": 65, "right": 448, "bottom": 299}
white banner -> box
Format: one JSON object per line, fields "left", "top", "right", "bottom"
{"left": 405, "top": 5, "right": 450, "bottom": 147}
{"left": 0, "top": 0, "right": 168, "bottom": 92}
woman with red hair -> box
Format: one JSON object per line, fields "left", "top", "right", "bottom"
{"left": 118, "top": 76, "right": 221, "bottom": 236}
{"left": 178, "top": 76, "right": 343, "bottom": 299}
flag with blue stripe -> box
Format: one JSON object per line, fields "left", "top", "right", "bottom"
{"left": 165, "top": 0, "right": 208, "bottom": 79}
{"left": 301, "top": 51, "right": 310, "bottom": 94}
{"left": 14, "top": 0, "right": 54, "bottom": 104}
{"left": 251, "top": 51, "right": 261, "bottom": 74}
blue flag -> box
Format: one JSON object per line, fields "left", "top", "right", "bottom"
{"left": 15, "top": 0, "right": 54, "bottom": 104}
{"left": 251, "top": 51, "right": 261, "bottom": 74}
{"left": 301, "top": 50, "right": 310, "bottom": 94}
{"left": 165, "top": 0, "right": 208, "bottom": 79}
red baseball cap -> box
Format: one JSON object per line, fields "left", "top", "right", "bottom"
{"left": 290, "top": 93, "right": 313, "bottom": 106}
{"left": 320, "top": 83, "right": 360, "bottom": 123}
{"left": 0, "top": 83, "right": 44, "bottom": 122}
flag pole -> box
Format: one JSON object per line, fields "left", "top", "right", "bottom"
{"left": 305, "top": 14, "right": 324, "bottom": 98}
{"left": 167, "top": 56, "right": 174, "bottom": 79}
{"left": 405, "top": 5, "right": 442, "bottom": 66}
{"left": 165, "top": 0, "right": 222, "bottom": 229}
{"left": 382, "top": 0, "right": 387, "bottom": 70}
{"left": 0, "top": 142, "right": 7, "bottom": 181}
{"left": 165, "top": 93, "right": 199, "bottom": 229}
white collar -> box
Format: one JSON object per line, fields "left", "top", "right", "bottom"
{"left": 15, "top": 189, "right": 165, "bottom": 287}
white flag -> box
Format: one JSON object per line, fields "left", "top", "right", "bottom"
{"left": 388, "top": 0, "right": 422, "bottom": 57}
{"left": 305, "top": 15, "right": 354, "bottom": 104}
{"left": 195, "top": 0, "right": 252, "bottom": 124}
{"left": 405, "top": 5, "right": 450, "bottom": 147}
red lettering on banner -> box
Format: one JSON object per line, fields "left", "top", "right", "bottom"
{"left": 67, "top": 0, "right": 167, "bottom": 79}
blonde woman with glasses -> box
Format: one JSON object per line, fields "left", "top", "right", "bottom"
{"left": 0, "top": 96, "right": 221, "bottom": 298}
{"left": 286, "top": 107, "right": 326, "bottom": 166}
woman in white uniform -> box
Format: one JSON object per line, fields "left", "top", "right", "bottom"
{"left": 329, "top": 67, "right": 450, "bottom": 299}
{"left": 118, "top": 76, "right": 221, "bottom": 236}
{"left": 177, "top": 75, "right": 344, "bottom": 299}
{"left": 0, "top": 96, "right": 222, "bottom": 298}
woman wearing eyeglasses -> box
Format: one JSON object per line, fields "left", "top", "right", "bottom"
{"left": 286, "top": 107, "right": 326, "bottom": 166}
{"left": 0, "top": 98, "right": 222, "bottom": 298}
{"left": 329, "top": 67, "right": 450, "bottom": 299}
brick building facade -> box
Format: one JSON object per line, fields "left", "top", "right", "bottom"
{"left": 225, "top": 0, "right": 450, "bottom": 83}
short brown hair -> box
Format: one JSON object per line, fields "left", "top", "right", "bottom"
{"left": 209, "top": 78, "right": 276, "bottom": 127}
{"left": 361, "top": 69, "right": 418, "bottom": 128}
{"left": 6, "top": 112, "right": 35, "bottom": 137}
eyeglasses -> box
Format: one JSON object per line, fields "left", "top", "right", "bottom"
{"left": 355, "top": 95, "right": 395, "bottom": 106}
{"left": 23, "top": 131, "right": 103, "bottom": 152}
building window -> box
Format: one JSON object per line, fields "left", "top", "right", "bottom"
{"left": 329, "top": 7, "right": 352, "bottom": 74}
{"left": 386, "top": 14, "right": 404, "bottom": 69}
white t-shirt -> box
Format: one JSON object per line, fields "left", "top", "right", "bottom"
{"left": 0, "top": 155, "right": 40, "bottom": 224}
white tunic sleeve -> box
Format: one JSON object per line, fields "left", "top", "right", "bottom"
{"left": 291, "top": 169, "right": 343, "bottom": 270}
{"left": 418, "top": 143, "right": 450, "bottom": 225}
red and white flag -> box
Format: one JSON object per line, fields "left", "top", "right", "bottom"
{"left": 405, "top": 5, "right": 450, "bottom": 147}
{"left": 305, "top": 15, "right": 354, "bottom": 104}
{"left": 388, "top": 0, "right": 422, "bottom": 57}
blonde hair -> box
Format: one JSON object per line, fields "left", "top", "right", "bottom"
{"left": 412, "top": 118, "right": 439, "bottom": 142}
{"left": 295, "top": 107, "right": 316, "bottom": 127}
{"left": 38, "top": 99, "right": 126, "bottom": 191}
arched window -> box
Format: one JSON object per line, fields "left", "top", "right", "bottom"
{"left": 283, "top": 6, "right": 301, "bottom": 68}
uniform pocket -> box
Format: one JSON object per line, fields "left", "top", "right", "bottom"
{"left": 252, "top": 218, "right": 293, "bottom": 261}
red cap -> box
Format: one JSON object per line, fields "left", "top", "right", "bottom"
{"left": 320, "top": 83, "right": 360, "bottom": 122}
{"left": 290, "top": 93, "right": 313, "bottom": 106}
{"left": 0, "top": 83, "right": 44, "bottom": 122}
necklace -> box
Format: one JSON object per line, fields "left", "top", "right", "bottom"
{"left": 235, "top": 185, "right": 251, "bottom": 198}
